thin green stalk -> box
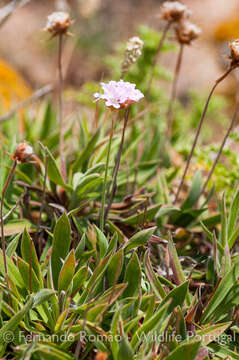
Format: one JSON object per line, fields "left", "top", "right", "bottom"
{"left": 0, "top": 159, "right": 17, "bottom": 298}
{"left": 200, "top": 102, "right": 239, "bottom": 196}
{"left": 104, "top": 107, "right": 130, "bottom": 223}
{"left": 58, "top": 33, "right": 66, "bottom": 182}
{"left": 174, "top": 65, "right": 236, "bottom": 204}
{"left": 100, "top": 114, "right": 114, "bottom": 231}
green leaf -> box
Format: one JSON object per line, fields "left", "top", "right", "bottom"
{"left": 201, "top": 259, "right": 239, "bottom": 323}
{"left": 118, "top": 335, "right": 134, "bottom": 360}
{"left": 124, "top": 227, "right": 156, "bottom": 253}
{"left": 44, "top": 146, "right": 72, "bottom": 191}
{"left": 131, "top": 300, "right": 170, "bottom": 349}
{"left": 51, "top": 214, "right": 71, "bottom": 289}
{"left": 0, "top": 296, "right": 33, "bottom": 346}
{"left": 158, "top": 281, "right": 189, "bottom": 317}
{"left": 21, "top": 229, "right": 41, "bottom": 280}
{"left": 164, "top": 341, "right": 200, "bottom": 360}
{"left": 0, "top": 250, "right": 24, "bottom": 289}
{"left": 144, "top": 250, "right": 166, "bottom": 299}
{"left": 33, "top": 289, "right": 56, "bottom": 307}
{"left": 181, "top": 171, "right": 202, "bottom": 210}
{"left": 73, "top": 129, "right": 100, "bottom": 172}
{"left": 94, "top": 225, "right": 108, "bottom": 259}
{"left": 168, "top": 233, "right": 186, "bottom": 285}
{"left": 122, "top": 253, "right": 141, "bottom": 298}
{"left": 195, "top": 322, "right": 231, "bottom": 346}
{"left": 58, "top": 250, "right": 75, "bottom": 292}
{"left": 228, "top": 187, "right": 239, "bottom": 240}
{"left": 107, "top": 249, "right": 123, "bottom": 288}
{"left": 72, "top": 266, "right": 88, "bottom": 296}
{"left": 18, "top": 257, "right": 40, "bottom": 292}
{"left": 6, "top": 233, "right": 21, "bottom": 257}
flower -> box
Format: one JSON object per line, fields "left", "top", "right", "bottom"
{"left": 229, "top": 40, "right": 239, "bottom": 64}
{"left": 44, "top": 11, "right": 72, "bottom": 37}
{"left": 13, "top": 142, "right": 34, "bottom": 163}
{"left": 175, "top": 21, "right": 201, "bottom": 45}
{"left": 94, "top": 80, "right": 144, "bottom": 109}
{"left": 121, "top": 36, "right": 144, "bottom": 75}
{"left": 161, "top": 1, "right": 189, "bottom": 22}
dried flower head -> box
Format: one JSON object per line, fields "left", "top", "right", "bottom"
{"left": 161, "top": 1, "right": 189, "bottom": 22}
{"left": 121, "top": 36, "right": 144, "bottom": 75}
{"left": 175, "top": 21, "right": 201, "bottom": 45}
{"left": 12, "top": 142, "right": 34, "bottom": 163}
{"left": 229, "top": 40, "right": 239, "bottom": 65}
{"left": 44, "top": 11, "right": 72, "bottom": 37}
{"left": 94, "top": 80, "right": 144, "bottom": 110}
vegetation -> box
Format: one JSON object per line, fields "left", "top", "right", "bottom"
{"left": 1, "top": 2, "right": 239, "bottom": 360}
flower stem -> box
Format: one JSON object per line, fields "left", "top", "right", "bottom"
{"left": 200, "top": 102, "right": 239, "bottom": 196}
{"left": 146, "top": 21, "right": 172, "bottom": 100}
{"left": 174, "top": 65, "right": 236, "bottom": 205}
{"left": 104, "top": 107, "right": 130, "bottom": 223}
{"left": 100, "top": 115, "right": 114, "bottom": 232}
{"left": 0, "top": 160, "right": 17, "bottom": 296}
{"left": 166, "top": 43, "right": 184, "bottom": 139}
{"left": 58, "top": 33, "right": 66, "bottom": 182}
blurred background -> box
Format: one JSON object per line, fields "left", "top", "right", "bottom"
{"left": 1, "top": 0, "right": 239, "bottom": 109}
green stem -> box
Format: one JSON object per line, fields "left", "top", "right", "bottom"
{"left": 0, "top": 159, "right": 17, "bottom": 300}
{"left": 104, "top": 107, "right": 130, "bottom": 223}
{"left": 100, "top": 115, "right": 114, "bottom": 231}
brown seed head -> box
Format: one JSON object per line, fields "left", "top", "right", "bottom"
{"left": 175, "top": 21, "right": 201, "bottom": 45}
{"left": 13, "top": 142, "right": 34, "bottom": 163}
{"left": 161, "top": 1, "right": 189, "bottom": 22}
{"left": 44, "top": 12, "right": 72, "bottom": 37}
{"left": 229, "top": 40, "right": 239, "bottom": 65}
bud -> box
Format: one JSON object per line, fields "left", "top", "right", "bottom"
{"left": 229, "top": 40, "right": 239, "bottom": 65}
{"left": 160, "top": 1, "right": 189, "bottom": 22}
{"left": 44, "top": 11, "right": 72, "bottom": 37}
{"left": 13, "top": 142, "right": 34, "bottom": 163}
{"left": 175, "top": 21, "right": 201, "bottom": 45}
{"left": 121, "top": 36, "right": 144, "bottom": 75}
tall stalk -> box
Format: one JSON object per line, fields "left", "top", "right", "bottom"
{"left": 166, "top": 43, "right": 184, "bottom": 138}
{"left": 100, "top": 114, "right": 115, "bottom": 231}
{"left": 0, "top": 160, "right": 17, "bottom": 295}
{"left": 200, "top": 102, "right": 239, "bottom": 196}
{"left": 58, "top": 33, "right": 66, "bottom": 182}
{"left": 146, "top": 22, "right": 172, "bottom": 99}
{"left": 104, "top": 107, "right": 130, "bottom": 223}
{"left": 174, "top": 65, "right": 236, "bottom": 204}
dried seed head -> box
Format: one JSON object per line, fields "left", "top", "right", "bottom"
{"left": 161, "top": 1, "right": 189, "bottom": 22}
{"left": 229, "top": 40, "right": 239, "bottom": 65}
{"left": 121, "top": 36, "right": 144, "bottom": 75}
{"left": 44, "top": 11, "right": 72, "bottom": 37}
{"left": 175, "top": 21, "right": 201, "bottom": 45}
{"left": 13, "top": 142, "right": 34, "bottom": 163}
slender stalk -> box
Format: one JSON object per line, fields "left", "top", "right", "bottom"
{"left": 146, "top": 21, "right": 172, "bottom": 99}
{"left": 104, "top": 107, "right": 130, "bottom": 222}
{"left": 58, "top": 34, "right": 66, "bottom": 182}
{"left": 174, "top": 65, "right": 236, "bottom": 204}
{"left": 166, "top": 43, "right": 184, "bottom": 138}
{"left": 0, "top": 160, "right": 17, "bottom": 294}
{"left": 200, "top": 102, "right": 239, "bottom": 196}
{"left": 99, "top": 114, "right": 114, "bottom": 231}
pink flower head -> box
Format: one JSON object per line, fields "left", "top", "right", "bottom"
{"left": 94, "top": 80, "right": 144, "bottom": 110}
